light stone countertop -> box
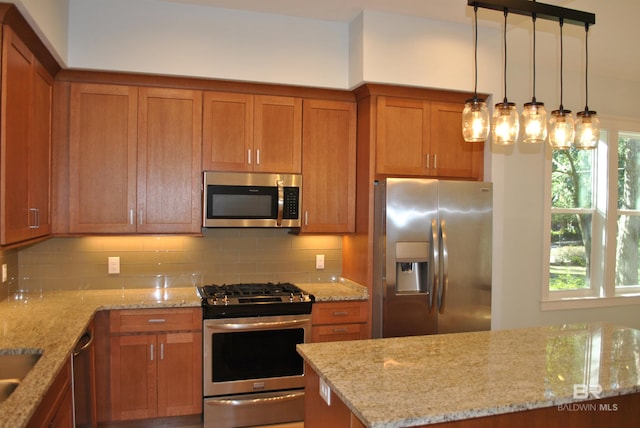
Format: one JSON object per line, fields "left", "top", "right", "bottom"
{"left": 297, "top": 278, "right": 368, "bottom": 302}
{"left": 297, "top": 322, "right": 640, "bottom": 428}
{"left": 0, "top": 287, "right": 201, "bottom": 428}
{"left": 0, "top": 280, "right": 367, "bottom": 428}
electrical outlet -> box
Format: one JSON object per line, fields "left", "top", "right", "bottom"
{"left": 315, "top": 254, "right": 325, "bottom": 270}
{"left": 108, "top": 257, "right": 120, "bottom": 274}
{"left": 2, "top": 264, "right": 7, "bottom": 283}
{"left": 319, "top": 377, "right": 331, "bottom": 406}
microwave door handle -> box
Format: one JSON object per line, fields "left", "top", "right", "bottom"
{"left": 276, "top": 179, "right": 284, "bottom": 226}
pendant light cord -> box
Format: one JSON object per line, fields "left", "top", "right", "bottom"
{"left": 502, "top": 9, "right": 508, "bottom": 104}
{"left": 532, "top": 14, "right": 537, "bottom": 102}
{"left": 559, "top": 18, "right": 564, "bottom": 110}
{"left": 584, "top": 23, "right": 590, "bottom": 111}
{"left": 473, "top": 4, "right": 479, "bottom": 99}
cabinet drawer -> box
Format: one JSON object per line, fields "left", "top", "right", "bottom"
{"left": 311, "top": 301, "right": 367, "bottom": 325}
{"left": 312, "top": 324, "right": 366, "bottom": 343}
{"left": 110, "top": 308, "right": 201, "bottom": 334}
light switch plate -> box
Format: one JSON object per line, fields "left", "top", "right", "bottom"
{"left": 108, "top": 257, "right": 120, "bottom": 274}
{"left": 2, "top": 264, "right": 7, "bottom": 283}
{"left": 316, "top": 254, "right": 325, "bottom": 270}
{"left": 319, "top": 377, "right": 331, "bottom": 406}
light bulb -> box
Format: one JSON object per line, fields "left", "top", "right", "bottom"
{"left": 522, "top": 102, "right": 547, "bottom": 143}
{"left": 492, "top": 102, "right": 519, "bottom": 145}
{"left": 462, "top": 99, "right": 490, "bottom": 142}
{"left": 575, "top": 110, "right": 599, "bottom": 149}
{"left": 548, "top": 109, "right": 574, "bottom": 150}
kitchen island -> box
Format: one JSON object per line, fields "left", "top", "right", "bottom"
{"left": 297, "top": 322, "right": 640, "bottom": 427}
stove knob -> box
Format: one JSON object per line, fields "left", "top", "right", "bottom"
{"left": 223, "top": 295, "right": 229, "bottom": 305}
{"left": 289, "top": 293, "right": 294, "bottom": 302}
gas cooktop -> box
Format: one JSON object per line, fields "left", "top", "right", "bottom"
{"left": 197, "top": 282, "right": 314, "bottom": 319}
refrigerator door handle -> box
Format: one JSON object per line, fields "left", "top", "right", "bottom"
{"left": 438, "top": 219, "right": 449, "bottom": 314}
{"left": 429, "top": 219, "right": 439, "bottom": 312}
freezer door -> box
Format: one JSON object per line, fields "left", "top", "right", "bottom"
{"left": 436, "top": 181, "right": 492, "bottom": 333}
{"left": 381, "top": 178, "right": 438, "bottom": 337}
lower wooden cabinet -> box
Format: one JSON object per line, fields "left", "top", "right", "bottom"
{"left": 27, "top": 357, "right": 74, "bottom": 428}
{"left": 98, "top": 308, "right": 202, "bottom": 422}
{"left": 311, "top": 301, "right": 368, "bottom": 342}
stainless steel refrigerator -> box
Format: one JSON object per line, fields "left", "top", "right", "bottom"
{"left": 372, "top": 178, "right": 492, "bottom": 338}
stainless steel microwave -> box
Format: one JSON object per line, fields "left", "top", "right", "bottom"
{"left": 203, "top": 172, "right": 302, "bottom": 228}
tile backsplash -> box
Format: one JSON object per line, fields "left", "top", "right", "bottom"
{"left": 16, "top": 229, "right": 342, "bottom": 293}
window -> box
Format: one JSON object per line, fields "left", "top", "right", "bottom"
{"left": 615, "top": 133, "right": 640, "bottom": 293}
{"left": 544, "top": 121, "right": 640, "bottom": 308}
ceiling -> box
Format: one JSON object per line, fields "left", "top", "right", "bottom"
{"left": 147, "top": 0, "right": 638, "bottom": 83}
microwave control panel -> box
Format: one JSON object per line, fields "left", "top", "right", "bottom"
{"left": 283, "top": 187, "right": 300, "bottom": 219}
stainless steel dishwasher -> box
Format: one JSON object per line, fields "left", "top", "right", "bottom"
{"left": 72, "top": 321, "right": 97, "bottom": 428}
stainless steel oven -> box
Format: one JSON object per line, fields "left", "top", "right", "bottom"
{"left": 198, "top": 283, "right": 313, "bottom": 428}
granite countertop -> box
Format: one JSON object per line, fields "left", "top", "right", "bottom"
{"left": 297, "top": 278, "right": 368, "bottom": 302}
{"left": 0, "top": 287, "right": 201, "bottom": 428}
{"left": 0, "top": 279, "right": 367, "bottom": 428}
{"left": 297, "top": 322, "right": 640, "bottom": 428}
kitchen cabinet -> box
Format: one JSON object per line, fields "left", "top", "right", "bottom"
{"left": 376, "top": 96, "right": 483, "bottom": 180}
{"left": 67, "top": 83, "right": 202, "bottom": 234}
{"left": 202, "top": 91, "right": 302, "bottom": 173}
{"left": 1, "top": 25, "right": 53, "bottom": 245}
{"left": 311, "top": 301, "right": 368, "bottom": 342}
{"left": 108, "top": 308, "right": 202, "bottom": 421}
{"left": 27, "top": 357, "right": 74, "bottom": 428}
{"left": 301, "top": 99, "right": 356, "bottom": 233}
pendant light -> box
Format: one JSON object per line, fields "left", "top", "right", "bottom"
{"left": 522, "top": 12, "right": 547, "bottom": 143}
{"left": 462, "top": 4, "right": 490, "bottom": 143}
{"left": 574, "top": 23, "right": 599, "bottom": 149}
{"left": 548, "top": 18, "right": 574, "bottom": 150}
{"left": 492, "top": 9, "right": 519, "bottom": 145}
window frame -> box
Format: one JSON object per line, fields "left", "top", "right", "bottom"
{"left": 542, "top": 116, "right": 640, "bottom": 310}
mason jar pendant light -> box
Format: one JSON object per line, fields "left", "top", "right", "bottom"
{"left": 492, "top": 9, "right": 519, "bottom": 145}
{"left": 522, "top": 13, "right": 547, "bottom": 144}
{"left": 462, "top": 4, "right": 490, "bottom": 143}
{"left": 574, "top": 23, "right": 599, "bottom": 149}
{"left": 548, "top": 18, "right": 574, "bottom": 150}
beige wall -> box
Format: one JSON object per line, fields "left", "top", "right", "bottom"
{"left": 15, "top": 229, "right": 341, "bottom": 293}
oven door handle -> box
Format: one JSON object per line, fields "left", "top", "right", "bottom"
{"left": 206, "top": 318, "right": 310, "bottom": 332}
{"left": 205, "top": 390, "right": 304, "bottom": 408}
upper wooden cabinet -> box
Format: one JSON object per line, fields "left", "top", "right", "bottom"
{"left": 203, "top": 92, "right": 302, "bottom": 173}
{"left": 375, "top": 95, "right": 484, "bottom": 180}
{"left": 66, "top": 83, "right": 202, "bottom": 234}
{"left": 1, "top": 25, "right": 53, "bottom": 245}
{"left": 301, "top": 99, "right": 356, "bottom": 233}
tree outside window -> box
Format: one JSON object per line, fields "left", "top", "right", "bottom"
{"left": 616, "top": 133, "right": 640, "bottom": 289}
{"left": 550, "top": 148, "right": 595, "bottom": 291}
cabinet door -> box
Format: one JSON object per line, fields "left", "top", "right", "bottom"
{"left": 69, "top": 83, "right": 138, "bottom": 233}
{"left": 1, "top": 26, "right": 34, "bottom": 244}
{"left": 301, "top": 99, "right": 356, "bottom": 233}
{"left": 430, "top": 101, "right": 484, "bottom": 180}
{"left": 110, "top": 334, "right": 157, "bottom": 420}
{"left": 30, "top": 61, "right": 53, "bottom": 239}
{"left": 376, "top": 96, "right": 430, "bottom": 176}
{"left": 202, "top": 91, "right": 253, "bottom": 171}
{"left": 137, "top": 88, "right": 202, "bottom": 233}
{"left": 254, "top": 95, "right": 302, "bottom": 173}
{"left": 157, "top": 332, "right": 203, "bottom": 417}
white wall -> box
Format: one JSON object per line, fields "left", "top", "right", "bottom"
{"left": 68, "top": 0, "right": 349, "bottom": 88}
{"left": 6, "top": 0, "right": 69, "bottom": 65}
{"left": 14, "top": 0, "right": 640, "bottom": 330}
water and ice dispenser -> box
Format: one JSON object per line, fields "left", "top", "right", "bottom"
{"left": 394, "top": 241, "right": 429, "bottom": 293}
